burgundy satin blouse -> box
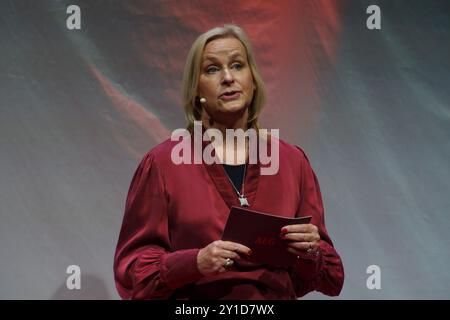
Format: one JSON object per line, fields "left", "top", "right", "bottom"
{"left": 113, "top": 136, "right": 344, "bottom": 299}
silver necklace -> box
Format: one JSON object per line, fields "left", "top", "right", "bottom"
{"left": 224, "top": 164, "right": 249, "bottom": 207}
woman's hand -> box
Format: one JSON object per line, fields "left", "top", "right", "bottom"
{"left": 280, "top": 224, "right": 321, "bottom": 256}
{"left": 197, "top": 240, "right": 252, "bottom": 275}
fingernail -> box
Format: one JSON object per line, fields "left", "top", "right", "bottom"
{"left": 281, "top": 228, "right": 288, "bottom": 234}
{"left": 247, "top": 250, "right": 253, "bottom": 256}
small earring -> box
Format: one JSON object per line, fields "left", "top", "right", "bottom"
{"left": 199, "top": 97, "right": 206, "bottom": 103}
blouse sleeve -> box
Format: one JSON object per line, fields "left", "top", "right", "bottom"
{"left": 113, "top": 152, "right": 204, "bottom": 299}
{"left": 289, "top": 147, "right": 345, "bottom": 298}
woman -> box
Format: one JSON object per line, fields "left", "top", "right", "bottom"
{"left": 114, "top": 24, "right": 344, "bottom": 299}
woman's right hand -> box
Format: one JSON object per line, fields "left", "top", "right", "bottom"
{"left": 197, "top": 240, "right": 252, "bottom": 275}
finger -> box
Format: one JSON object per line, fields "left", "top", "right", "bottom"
{"left": 281, "top": 232, "right": 316, "bottom": 242}
{"left": 281, "top": 224, "right": 318, "bottom": 234}
{"left": 210, "top": 246, "right": 244, "bottom": 260}
{"left": 219, "top": 249, "right": 241, "bottom": 260}
{"left": 286, "top": 247, "right": 302, "bottom": 256}
{"left": 219, "top": 241, "right": 252, "bottom": 255}
{"left": 286, "top": 241, "right": 313, "bottom": 251}
{"left": 287, "top": 240, "right": 320, "bottom": 251}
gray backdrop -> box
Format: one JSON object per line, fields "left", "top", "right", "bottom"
{"left": 1, "top": 0, "right": 449, "bottom": 299}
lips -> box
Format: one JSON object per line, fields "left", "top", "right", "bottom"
{"left": 219, "top": 90, "right": 241, "bottom": 100}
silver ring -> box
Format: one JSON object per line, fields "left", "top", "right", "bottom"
{"left": 224, "top": 258, "right": 233, "bottom": 268}
{"left": 307, "top": 243, "right": 320, "bottom": 256}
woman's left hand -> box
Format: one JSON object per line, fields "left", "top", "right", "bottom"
{"left": 280, "top": 224, "right": 321, "bottom": 256}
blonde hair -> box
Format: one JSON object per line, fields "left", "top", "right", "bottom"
{"left": 181, "top": 24, "right": 267, "bottom": 133}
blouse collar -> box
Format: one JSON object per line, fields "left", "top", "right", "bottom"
{"left": 192, "top": 125, "right": 267, "bottom": 209}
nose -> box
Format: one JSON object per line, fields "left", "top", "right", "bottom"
{"left": 221, "top": 68, "right": 235, "bottom": 85}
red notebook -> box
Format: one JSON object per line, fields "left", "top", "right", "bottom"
{"left": 221, "top": 206, "right": 312, "bottom": 267}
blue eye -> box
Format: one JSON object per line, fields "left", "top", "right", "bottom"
{"left": 206, "top": 66, "right": 219, "bottom": 74}
{"left": 232, "top": 63, "right": 243, "bottom": 70}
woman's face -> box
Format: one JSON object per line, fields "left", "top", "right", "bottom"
{"left": 198, "top": 36, "right": 255, "bottom": 122}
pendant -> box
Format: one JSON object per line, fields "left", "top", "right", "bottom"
{"left": 239, "top": 196, "right": 249, "bottom": 207}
